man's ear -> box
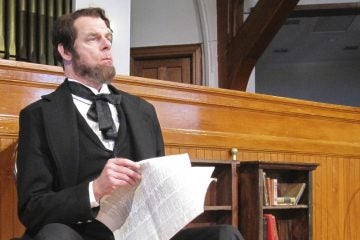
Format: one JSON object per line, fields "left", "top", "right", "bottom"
{"left": 57, "top": 44, "right": 72, "bottom": 61}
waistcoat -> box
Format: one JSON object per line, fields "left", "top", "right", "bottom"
{"left": 75, "top": 104, "right": 134, "bottom": 183}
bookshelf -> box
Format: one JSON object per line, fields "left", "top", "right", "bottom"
{"left": 238, "top": 161, "right": 318, "bottom": 240}
{"left": 188, "top": 160, "right": 239, "bottom": 228}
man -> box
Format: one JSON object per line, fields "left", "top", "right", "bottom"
{"left": 16, "top": 7, "right": 243, "bottom": 240}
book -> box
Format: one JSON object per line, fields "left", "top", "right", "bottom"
{"left": 263, "top": 172, "right": 269, "bottom": 206}
{"left": 276, "top": 196, "right": 296, "bottom": 205}
{"left": 265, "top": 177, "right": 273, "bottom": 205}
{"left": 272, "top": 178, "right": 278, "bottom": 205}
{"left": 277, "top": 182, "right": 306, "bottom": 204}
{"left": 266, "top": 178, "right": 279, "bottom": 205}
{"left": 263, "top": 214, "right": 279, "bottom": 240}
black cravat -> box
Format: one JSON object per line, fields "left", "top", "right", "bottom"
{"left": 67, "top": 81, "right": 122, "bottom": 140}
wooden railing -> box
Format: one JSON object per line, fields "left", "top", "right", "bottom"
{"left": 0, "top": 59, "right": 359, "bottom": 239}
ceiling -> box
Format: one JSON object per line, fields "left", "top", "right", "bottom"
{"left": 258, "top": 14, "right": 360, "bottom": 64}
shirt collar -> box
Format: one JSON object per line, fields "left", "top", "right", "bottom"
{"left": 68, "top": 78, "right": 111, "bottom": 95}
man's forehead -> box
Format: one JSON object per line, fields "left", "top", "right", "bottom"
{"left": 74, "top": 16, "right": 111, "bottom": 34}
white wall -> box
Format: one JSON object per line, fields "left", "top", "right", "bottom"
{"left": 195, "top": 0, "right": 218, "bottom": 87}
{"left": 131, "top": 0, "right": 220, "bottom": 87}
{"left": 74, "top": 0, "right": 131, "bottom": 75}
{"left": 130, "top": 0, "right": 202, "bottom": 47}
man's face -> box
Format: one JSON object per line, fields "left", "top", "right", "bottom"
{"left": 72, "top": 16, "right": 116, "bottom": 84}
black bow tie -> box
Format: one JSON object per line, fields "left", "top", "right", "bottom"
{"left": 67, "top": 81, "right": 122, "bottom": 140}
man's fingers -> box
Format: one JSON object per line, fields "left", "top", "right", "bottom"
{"left": 110, "top": 175, "right": 138, "bottom": 188}
{"left": 109, "top": 169, "right": 140, "bottom": 185}
{"left": 105, "top": 158, "right": 141, "bottom": 183}
{"left": 112, "top": 158, "right": 141, "bottom": 171}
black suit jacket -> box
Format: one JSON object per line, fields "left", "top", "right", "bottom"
{"left": 16, "top": 80, "right": 164, "bottom": 236}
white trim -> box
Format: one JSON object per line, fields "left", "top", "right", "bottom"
{"left": 195, "top": 0, "right": 218, "bottom": 87}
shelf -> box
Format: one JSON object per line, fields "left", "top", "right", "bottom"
{"left": 204, "top": 205, "right": 232, "bottom": 211}
{"left": 190, "top": 160, "right": 238, "bottom": 227}
{"left": 263, "top": 204, "right": 308, "bottom": 210}
{"left": 238, "top": 161, "right": 318, "bottom": 240}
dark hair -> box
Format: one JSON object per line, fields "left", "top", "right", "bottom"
{"left": 52, "top": 7, "right": 111, "bottom": 66}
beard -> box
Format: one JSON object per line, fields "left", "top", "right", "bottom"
{"left": 72, "top": 52, "right": 116, "bottom": 85}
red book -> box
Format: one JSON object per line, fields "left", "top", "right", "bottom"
{"left": 263, "top": 214, "right": 279, "bottom": 240}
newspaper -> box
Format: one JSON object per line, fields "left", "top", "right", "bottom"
{"left": 95, "top": 153, "right": 215, "bottom": 240}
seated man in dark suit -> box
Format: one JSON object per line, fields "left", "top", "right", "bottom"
{"left": 16, "top": 7, "right": 244, "bottom": 240}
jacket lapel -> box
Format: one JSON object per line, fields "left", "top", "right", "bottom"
{"left": 111, "top": 87, "right": 154, "bottom": 161}
{"left": 41, "top": 81, "right": 79, "bottom": 187}
{"left": 122, "top": 98, "right": 153, "bottom": 161}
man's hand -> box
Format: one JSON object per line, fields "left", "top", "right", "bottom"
{"left": 93, "top": 158, "right": 141, "bottom": 201}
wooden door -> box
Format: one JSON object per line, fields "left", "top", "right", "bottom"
{"left": 131, "top": 44, "right": 202, "bottom": 85}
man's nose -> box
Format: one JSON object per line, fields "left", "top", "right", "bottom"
{"left": 101, "top": 37, "right": 112, "bottom": 50}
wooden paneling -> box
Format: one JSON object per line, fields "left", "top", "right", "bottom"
{"left": 0, "top": 59, "right": 360, "bottom": 239}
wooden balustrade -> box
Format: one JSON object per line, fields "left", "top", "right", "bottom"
{"left": 0, "top": 59, "right": 359, "bottom": 239}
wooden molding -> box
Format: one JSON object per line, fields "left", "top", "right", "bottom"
{"left": 1, "top": 59, "right": 359, "bottom": 158}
